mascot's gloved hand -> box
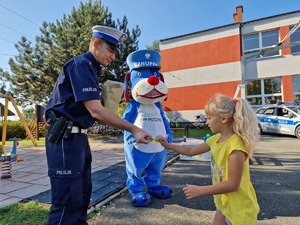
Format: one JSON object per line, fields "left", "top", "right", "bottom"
{"left": 127, "top": 137, "right": 136, "bottom": 145}
{"left": 167, "top": 133, "right": 173, "bottom": 143}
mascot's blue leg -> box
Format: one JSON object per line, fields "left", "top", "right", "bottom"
{"left": 124, "top": 145, "right": 153, "bottom": 207}
{"left": 145, "top": 150, "right": 172, "bottom": 199}
{"left": 126, "top": 169, "right": 153, "bottom": 207}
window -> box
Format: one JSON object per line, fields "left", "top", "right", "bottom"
{"left": 243, "top": 30, "right": 280, "bottom": 58}
{"left": 256, "top": 108, "right": 265, "bottom": 114}
{"left": 264, "top": 108, "right": 275, "bottom": 115}
{"left": 261, "top": 30, "right": 279, "bottom": 57}
{"left": 246, "top": 78, "right": 282, "bottom": 106}
{"left": 264, "top": 78, "right": 281, "bottom": 94}
{"left": 246, "top": 80, "right": 261, "bottom": 95}
{"left": 290, "top": 26, "right": 300, "bottom": 54}
{"left": 277, "top": 108, "right": 289, "bottom": 117}
{"left": 293, "top": 75, "right": 300, "bottom": 102}
{"left": 244, "top": 34, "right": 259, "bottom": 52}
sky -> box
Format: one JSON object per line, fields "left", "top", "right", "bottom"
{"left": 0, "top": 0, "right": 300, "bottom": 115}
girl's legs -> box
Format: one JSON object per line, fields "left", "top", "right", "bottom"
{"left": 213, "top": 210, "right": 232, "bottom": 225}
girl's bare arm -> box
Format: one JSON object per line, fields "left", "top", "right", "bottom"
{"left": 183, "top": 150, "right": 246, "bottom": 199}
{"left": 156, "top": 135, "right": 210, "bottom": 156}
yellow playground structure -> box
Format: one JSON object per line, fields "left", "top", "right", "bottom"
{"left": 0, "top": 92, "right": 37, "bottom": 150}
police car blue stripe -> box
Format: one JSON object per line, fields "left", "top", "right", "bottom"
{"left": 257, "top": 116, "right": 300, "bottom": 126}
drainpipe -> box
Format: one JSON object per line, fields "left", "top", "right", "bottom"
{"left": 239, "top": 22, "right": 246, "bottom": 99}
{"left": 233, "top": 5, "right": 246, "bottom": 99}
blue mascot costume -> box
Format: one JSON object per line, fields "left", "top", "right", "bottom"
{"left": 123, "top": 49, "right": 173, "bottom": 207}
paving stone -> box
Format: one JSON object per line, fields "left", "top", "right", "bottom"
{"left": 0, "top": 196, "right": 22, "bottom": 208}
{"left": 8, "top": 184, "right": 50, "bottom": 198}
{"left": 0, "top": 193, "right": 10, "bottom": 201}
{"left": 14, "top": 173, "right": 47, "bottom": 183}
{"left": 0, "top": 181, "right": 31, "bottom": 194}
{"left": 30, "top": 176, "right": 50, "bottom": 186}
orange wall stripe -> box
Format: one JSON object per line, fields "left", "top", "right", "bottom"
{"left": 163, "top": 81, "right": 241, "bottom": 111}
{"left": 161, "top": 35, "right": 241, "bottom": 72}
{"left": 282, "top": 75, "right": 293, "bottom": 101}
{"left": 280, "top": 26, "right": 291, "bottom": 55}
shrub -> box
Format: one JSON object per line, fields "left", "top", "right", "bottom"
{"left": 0, "top": 120, "right": 27, "bottom": 140}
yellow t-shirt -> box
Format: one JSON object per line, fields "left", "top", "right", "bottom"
{"left": 207, "top": 134, "right": 260, "bottom": 225}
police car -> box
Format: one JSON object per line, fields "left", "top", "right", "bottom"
{"left": 256, "top": 102, "right": 300, "bottom": 139}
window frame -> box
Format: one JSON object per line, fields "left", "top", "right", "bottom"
{"left": 290, "top": 25, "right": 300, "bottom": 54}
{"left": 292, "top": 75, "right": 300, "bottom": 102}
{"left": 243, "top": 29, "right": 280, "bottom": 59}
{"left": 246, "top": 78, "right": 282, "bottom": 106}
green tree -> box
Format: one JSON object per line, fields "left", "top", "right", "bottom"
{"left": 22, "top": 108, "right": 35, "bottom": 122}
{"left": 146, "top": 40, "right": 160, "bottom": 51}
{"left": 3, "top": 0, "right": 141, "bottom": 108}
{"left": 0, "top": 68, "right": 9, "bottom": 95}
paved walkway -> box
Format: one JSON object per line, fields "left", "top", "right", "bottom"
{"left": 0, "top": 138, "right": 127, "bottom": 208}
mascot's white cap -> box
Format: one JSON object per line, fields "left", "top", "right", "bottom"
{"left": 127, "top": 49, "right": 160, "bottom": 70}
{"left": 92, "top": 25, "right": 127, "bottom": 53}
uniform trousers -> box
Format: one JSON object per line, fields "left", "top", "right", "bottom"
{"left": 46, "top": 133, "right": 92, "bottom": 225}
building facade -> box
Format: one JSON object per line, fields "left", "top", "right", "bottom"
{"left": 160, "top": 6, "right": 300, "bottom": 122}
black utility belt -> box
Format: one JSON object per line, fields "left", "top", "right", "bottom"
{"left": 47, "top": 114, "right": 87, "bottom": 144}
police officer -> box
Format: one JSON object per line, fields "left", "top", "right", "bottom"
{"left": 45, "top": 25, "right": 152, "bottom": 225}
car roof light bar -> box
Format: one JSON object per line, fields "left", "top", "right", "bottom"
{"left": 277, "top": 102, "right": 300, "bottom": 106}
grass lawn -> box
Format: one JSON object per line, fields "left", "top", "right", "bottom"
{"left": 0, "top": 201, "right": 49, "bottom": 225}
{"left": 172, "top": 127, "right": 213, "bottom": 139}
{"left": 0, "top": 200, "right": 101, "bottom": 225}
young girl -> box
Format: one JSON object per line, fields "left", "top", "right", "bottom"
{"left": 156, "top": 93, "right": 260, "bottom": 225}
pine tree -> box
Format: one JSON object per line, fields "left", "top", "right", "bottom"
{"left": 3, "top": 0, "right": 141, "bottom": 107}
{"left": 146, "top": 40, "right": 160, "bottom": 51}
{"left": 0, "top": 68, "right": 8, "bottom": 96}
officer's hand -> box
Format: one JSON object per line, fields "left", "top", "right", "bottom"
{"left": 134, "top": 130, "right": 153, "bottom": 144}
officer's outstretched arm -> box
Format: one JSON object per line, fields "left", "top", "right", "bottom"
{"left": 84, "top": 99, "right": 152, "bottom": 144}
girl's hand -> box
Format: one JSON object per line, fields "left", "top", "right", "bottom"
{"left": 155, "top": 135, "right": 168, "bottom": 147}
{"left": 182, "top": 184, "right": 202, "bottom": 199}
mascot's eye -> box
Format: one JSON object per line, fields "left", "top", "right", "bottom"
{"left": 153, "top": 72, "right": 157, "bottom": 76}
{"left": 138, "top": 72, "right": 142, "bottom": 76}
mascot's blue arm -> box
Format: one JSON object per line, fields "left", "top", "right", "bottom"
{"left": 156, "top": 102, "right": 173, "bottom": 143}
{"left": 122, "top": 100, "right": 139, "bottom": 143}
{"left": 123, "top": 100, "right": 138, "bottom": 123}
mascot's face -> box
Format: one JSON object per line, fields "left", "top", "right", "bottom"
{"left": 130, "top": 68, "right": 168, "bottom": 104}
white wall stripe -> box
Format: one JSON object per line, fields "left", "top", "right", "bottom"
{"left": 163, "top": 62, "right": 242, "bottom": 88}
{"left": 242, "top": 13, "right": 300, "bottom": 34}
{"left": 244, "top": 54, "right": 300, "bottom": 79}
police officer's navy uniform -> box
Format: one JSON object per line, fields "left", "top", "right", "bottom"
{"left": 45, "top": 26, "right": 126, "bottom": 225}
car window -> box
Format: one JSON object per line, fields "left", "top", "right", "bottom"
{"left": 256, "top": 108, "right": 265, "bottom": 114}
{"left": 277, "top": 108, "right": 289, "bottom": 117}
{"left": 288, "top": 106, "right": 300, "bottom": 115}
{"left": 264, "top": 108, "right": 275, "bottom": 115}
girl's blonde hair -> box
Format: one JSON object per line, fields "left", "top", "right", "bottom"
{"left": 205, "top": 93, "right": 259, "bottom": 156}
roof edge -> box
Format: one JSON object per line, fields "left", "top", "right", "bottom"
{"left": 160, "top": 10, "right": 300, "bottom": 43}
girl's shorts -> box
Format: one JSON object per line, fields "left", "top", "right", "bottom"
{"left": 216, "top": 209, "right": 232, "bottom": 225}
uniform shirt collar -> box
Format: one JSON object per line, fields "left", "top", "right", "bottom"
{"left": 85, "top": 51, "right": 101, "bottom": 73}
